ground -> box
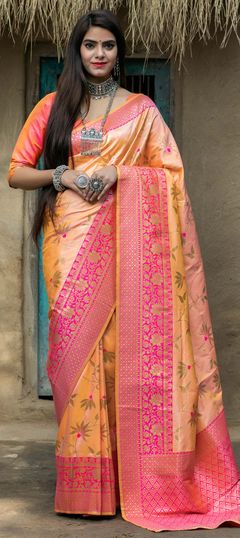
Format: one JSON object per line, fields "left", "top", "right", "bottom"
{"left": 0, "top": 421, "right": 239, "bottom": 538}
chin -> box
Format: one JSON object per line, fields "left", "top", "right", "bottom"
{"left": 87, "top": 66, "right": 112, "bottom": 76}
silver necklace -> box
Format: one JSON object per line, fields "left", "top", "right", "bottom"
{"left": 87, "top": 76, "right": 118, "bottom": 100}
{"left": 80, "top": 82, "right": 118, "bottom": 156}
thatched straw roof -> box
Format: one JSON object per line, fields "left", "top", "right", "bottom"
{"left": 1, "top": 1, "right": 240, "bottom": 60}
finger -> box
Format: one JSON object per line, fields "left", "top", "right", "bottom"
{"left": 87, "top": 176, "right": 105, "bottom": 202}
{"left": 85, "top": 188, "right": 94, "bottom": 202}
{"left": 84, "top": 182, "right": 91, "bottom": 195}
{"left": 87, "top": 191, "right": 98, "bottom": 202}
{"left": 74, "top": 185, "right": 87, "bottom": 198}
{"left": 92, "top": 179, "right": 107, "bottom": 201}
{"left": 71, "top": 185, "right": 88, "bottom": 201}
{"left": 97, "top": 185, "right": 110, "bottom": 201}
{"left": 89, "top": 189, "right": 100, "bottom": 203}
{"left": 71, "top": 180, "right": 87, "bottom": 195}
{"left": 82, "top": 178, "right": 92, "bottom": 200}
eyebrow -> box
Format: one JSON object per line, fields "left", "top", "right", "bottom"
{"left": 82, "top": 39, "right": 116, "bottom": 44}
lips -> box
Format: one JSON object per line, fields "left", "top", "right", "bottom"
{"left": 92, "top": 63, "right": 107, "bottom": 67}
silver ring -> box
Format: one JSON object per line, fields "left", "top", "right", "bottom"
{"left": 74, "top": 174, "right": 89, "bottom": 190}
{"left": 89, "top": 177, "right": 104, "bottom": 193}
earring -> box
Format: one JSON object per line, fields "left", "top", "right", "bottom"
{"left": 114, "top": 58, "right": 120, "bottom": 78}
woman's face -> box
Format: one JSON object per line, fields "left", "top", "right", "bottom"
{"left": 80, "top": 26, "right": 118, "bottom": 82}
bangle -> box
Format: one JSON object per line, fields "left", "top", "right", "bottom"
{"left": 52, "top": 165, "right": 69, "bottom": 192}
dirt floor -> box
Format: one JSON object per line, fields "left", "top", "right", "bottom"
{"left": 0, "top": 421, "right": 239, "bottom": 538}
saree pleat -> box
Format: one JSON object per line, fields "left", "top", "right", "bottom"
{"left": 55, "top": 312, "right": 120, "bottom": 515}
{"left": 8, "top": 91, "right": 240, "bottom": 531}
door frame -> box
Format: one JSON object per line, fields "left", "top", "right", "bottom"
{"left": 23, "top": 42, "right": 182, "bottom": 398}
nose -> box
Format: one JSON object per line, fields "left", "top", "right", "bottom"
{"left": 95, "top": 43, "right": 105, "bottom": 59}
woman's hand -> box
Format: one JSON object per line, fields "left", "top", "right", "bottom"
{"left": 61, "top": 168, "right": 90, "bottom": 199}
{"left": 84, "top": 165, "right": 117, "bottom": 203}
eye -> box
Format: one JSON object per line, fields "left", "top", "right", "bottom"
{"left": 104, "top": 43, "right": 115, "bottom": 50}
{"left": 85, "top": 42, "right": 94, "bottom": 49}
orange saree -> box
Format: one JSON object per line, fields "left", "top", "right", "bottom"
{"left": 9, "top": 92, "right": 240, "bottom": 531}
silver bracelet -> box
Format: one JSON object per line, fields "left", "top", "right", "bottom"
{"left": 52, "top": 165, "right": 69, "bottom": 192}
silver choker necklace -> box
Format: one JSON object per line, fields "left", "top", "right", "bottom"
{"left": 87, "top": 76, "right": 118, "bottom": 99}
{"left": 80, "top": 82, "right": 118, "bottom": 156}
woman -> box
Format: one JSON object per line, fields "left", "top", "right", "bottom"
{"left": 8, "top": 9, "right": 240, "bottom": 533}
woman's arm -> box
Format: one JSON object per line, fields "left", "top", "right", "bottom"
{"left": 9, "top": 165, "right": 91, "bottom": 199}
{"left": 8, "top": 93, "right": 56, "bottom": 190}
{"left": 8, "top": 93, "right": 87, "bottom": 197}
{"left": 9, "top": 166, "right": 54, "bottom": 190}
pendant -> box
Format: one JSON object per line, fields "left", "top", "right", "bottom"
{"left": 80, "top": 127, "right": 103, "bottom": 156}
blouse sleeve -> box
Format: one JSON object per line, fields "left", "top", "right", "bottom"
{"left": 8, "top": 92, "right": 56, "bottom": 179}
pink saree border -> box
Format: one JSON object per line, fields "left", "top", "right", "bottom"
{"left": 55, "top": 454, "right": 118, "bottom": 515}
{"left": 141, "top": 166, "right": 173, "bottom": 454}
{"left": 116, "top": 166, "right": 240, "bottom": 531}
{"left": 116, "top": 165, "right": 173, "bottom": 515}
{"left": 47, "top": 193, "right": 115, "bottom": 422}
{"left": 124, "top": 411, "right": 240, "bottom": 531}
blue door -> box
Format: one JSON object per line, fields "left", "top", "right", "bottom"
{"left": 38, "top": 57, "right": 171, "bottom": 396}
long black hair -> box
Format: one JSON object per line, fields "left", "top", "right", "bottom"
{"left": 32, "top": 9, "right": 126, "bottom": 242}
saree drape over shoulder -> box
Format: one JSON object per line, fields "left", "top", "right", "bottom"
{"left": 9, "top": 92, "right": 240, "bottom": 531}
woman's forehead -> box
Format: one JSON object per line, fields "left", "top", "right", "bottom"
{"left": 83, "top": 26, "right": 116, "bottom": 42}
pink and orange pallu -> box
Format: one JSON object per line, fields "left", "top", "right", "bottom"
{"left": 9, "top": 93, "right": 240, "bottom": 531}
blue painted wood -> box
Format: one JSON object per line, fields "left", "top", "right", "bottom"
{"left": 38, "top": 59, "right": 63, "bottom": 396}
{"left": 38, "top": 57, "right": 170, "bottom": 396}
{"left": 125, "top": 59, "right": 170, "bottom": 124}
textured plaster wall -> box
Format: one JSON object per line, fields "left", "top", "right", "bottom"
{"left": 0, "top": 37, "right": 25, "bottom": 413}
{"left": 176, "top": 36, "right": 240, "bottom": 423}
